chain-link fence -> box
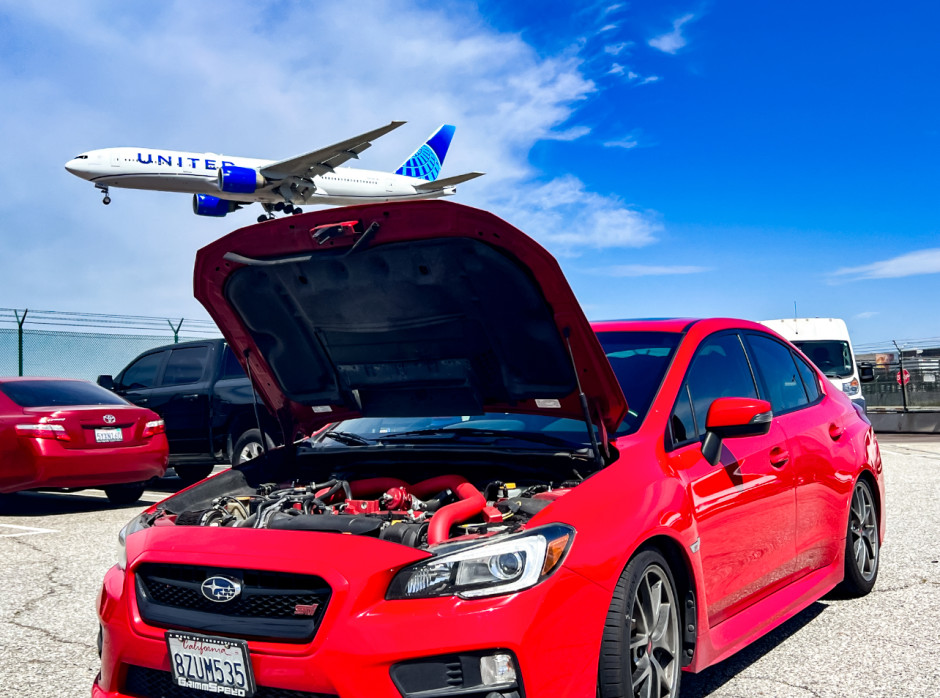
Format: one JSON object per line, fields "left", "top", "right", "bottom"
{"left": 1, "top": 308, "right": 221, "bottom": 382}
{"left": 859, "top": 353, "right": 940, "bottom": 410}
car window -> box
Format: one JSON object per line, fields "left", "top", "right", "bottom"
{"left": 793, "top": 351, "right": 821, "bottom": 403}
{"left": 747, "top": 333, "right": 809, "bottom": 413}
{"left": 672, "top": 333, "right": 758, "bottom": 444}
{"left": 0, "top": 380, "right": 128, "bottom": 407}
{"left": 670, "top": 384, "right": 695, "bottom": 443}
{"left": 120, "top": 351, "right": 165, "bottom": 389}
{"left": 595, "top": 331, "right": 681, "bottom": 433}
{"left": 219, "top": 345, "right": 247, "bottom": 379}
{"left": 162, "top": 346, "right": 210, "bottom": 386}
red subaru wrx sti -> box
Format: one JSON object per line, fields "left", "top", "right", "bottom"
{"left": 0, "top": 377, "right": 168, "bottom": 505}
{"left": 94, "top": 201, "right": 883, "bottom": 698}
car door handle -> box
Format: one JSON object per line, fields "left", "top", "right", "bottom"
{"left": 769, "top": 446, "right": 789, "bottom": 467}
{"left": 829, "top": 423, "right": 844, "bottom": 441}
{"left": 181, "top": 394, "right": 200, "bottom": 401}
{"left": 135, "top": 397, "right": 149, "bottom": 404}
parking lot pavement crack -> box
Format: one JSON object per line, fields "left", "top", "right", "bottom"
{"left": 9, "top": 617, "right": 94, "bottom": 652}
{"left": 871, "top": 578, "right": 936, "bottom": 593}
{"left": 7, "top": 535, "right": 89, "bottom": 644}
{"left": 746, "top": 676, "right": 823, "bottom": 698}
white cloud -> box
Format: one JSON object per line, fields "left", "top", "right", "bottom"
{"left": 649, "top": 13, "right": 696, "bottom": 54}
{"left": 638, "top": 75, "right": 661, "bottom": 85}
{"left": 599, "top": 23, "right": 618, "bottom": 33}
{"left": 855, "top": 311, "right": 879, "bottom": 319}
{"left": 608, "top": 63, "right": 626, "bottom": 76}
{"left": 604, "top": 138, "right": 639, "bottom": 149}
{"left": 598, "top": 264, "right": 711, "bottom": 277}
{"left": 604, "top": 41, "right": 633, "bottom": 56}
{"left": 832, "top": 248, "right": 940, "bottom": 280}
{"left": 0, "top": 1, "right": 666, "bottom": 316}
{"left": 489, "top": 176, "right": 662, "bottom": 255}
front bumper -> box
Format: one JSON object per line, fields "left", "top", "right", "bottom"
{"left": 94, "top": 528, "right": 608, "bottom": 698}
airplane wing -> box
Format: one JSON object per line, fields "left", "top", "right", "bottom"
{"left": 259, "top": 121, "right": 406, "bottom": 180}
{"left": 413, "top": 172, "right": 485, "bottom": 191}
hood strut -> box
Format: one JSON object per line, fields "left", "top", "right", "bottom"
{"left": 563, "top": 328, "right": 604, "bottom": 469}
{"left": 243, "top": 349, "right": 269, "bottom": 463}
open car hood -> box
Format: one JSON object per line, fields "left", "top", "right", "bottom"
{"left": 194, "top": 201, "right": 628, "bottom": 440}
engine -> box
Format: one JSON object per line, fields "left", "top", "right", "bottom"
{"left": 192, "top": 194, "right": 241, "bottom": 217}
{"left": 217, "top": 165, "right": 264, "bottom": 193}
{"left": 170, "top": 474, "right": 576, "bottom": 549}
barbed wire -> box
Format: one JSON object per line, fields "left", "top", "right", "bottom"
{"left": 0, "top": 307, "right": 220, "bottom": 336}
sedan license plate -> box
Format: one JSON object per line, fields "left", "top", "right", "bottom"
{"left": 166, "top": 631, "right": 255, "bottom": 697}
{"left": 94, "top": 428, "right": 122, "bottom": 443}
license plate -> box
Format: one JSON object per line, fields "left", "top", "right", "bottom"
{"left": 166, "top": 631, "right": 255, "bottom": 697}
{"left": 94, "top": 428, "right": 122, "bottom": 443}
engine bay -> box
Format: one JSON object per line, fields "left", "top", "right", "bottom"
{"left": 167, "top": 474, "right": 578, "bottom": 549}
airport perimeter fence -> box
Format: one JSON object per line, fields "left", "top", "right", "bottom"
{"left": 0, "top": 308, "right": 221, "bottom": 383}
{"left": 858, "top": 355, "right": 940, "bottom": 410}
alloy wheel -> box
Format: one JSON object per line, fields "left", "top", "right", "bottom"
{"left": 238, "top": 440, "right": 264, "bottom": 463}
{"left": 850, "top": 481, "right": 879, "bottom": 581}
{"left": 629, "top": 564, "right": 680, "bottom": 698}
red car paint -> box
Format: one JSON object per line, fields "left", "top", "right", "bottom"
{"left": 93, "top": 202, "right": 883, "bottom": 698}
{"left": 0, "top": 377, "right": 168, "bottom": 494}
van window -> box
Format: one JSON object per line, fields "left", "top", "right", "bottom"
{"left": 791, "top": 339, "right": 853, "bottom": 378}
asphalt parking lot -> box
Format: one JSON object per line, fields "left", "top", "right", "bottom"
{"left": 2, "top": 437, "right": 938, "bottom": 697}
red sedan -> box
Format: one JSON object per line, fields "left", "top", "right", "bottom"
{"left": 95, "top": 201, "right": 882, "bottom": 698}
{"left": 0, "top": 377, "right": 168, "bottom": 504}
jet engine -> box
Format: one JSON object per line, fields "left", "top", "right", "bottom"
{"left": 217, "top": 165, "right": 265, "bottom": 194}
{"left": 192, "top": 194, "right": 241, "bottom": 217}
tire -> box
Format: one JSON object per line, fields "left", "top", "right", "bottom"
{"left": 173, "top": 464, "right": 215, "bottom": 485}
{"left": 232, "top": 428, "right": 274, "bottom": 466}
{"left": 838, "top": 477, "right": 880, "bottom": 597}
{"left": 104, "top": 482, "right": 146, "bottom": 506}
{"left": 599, "top": 549, "right": 682, "bottom": 698}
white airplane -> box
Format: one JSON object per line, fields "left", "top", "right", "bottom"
{"left": 65, "top": 122, "right": 483, "bottom": 222}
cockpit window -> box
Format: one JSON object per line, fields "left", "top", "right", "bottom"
{"left": 74, "top": 155, "right": 88, "bottom": 159}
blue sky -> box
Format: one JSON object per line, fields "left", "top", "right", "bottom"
{"left": 0, "top": 1, "right": 937, "bottom": 349}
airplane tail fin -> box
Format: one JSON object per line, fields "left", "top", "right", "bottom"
{"left": 395, "top": 124, "right": 456, "bottom": 181}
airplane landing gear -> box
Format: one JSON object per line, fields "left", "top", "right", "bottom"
{"left": 257, "top": 202, "right": 301, "bottom": 223}
{"left": 95, "top": 183, "right": 111, "bottom": 205}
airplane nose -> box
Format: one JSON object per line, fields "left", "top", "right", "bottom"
{"left": 65, "top": 159, "right": 89, "bottom": 178}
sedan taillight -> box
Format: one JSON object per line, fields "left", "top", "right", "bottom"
{"left": 15, "top": 423, "right": 71, "bottom": 441}
{"left": 142, "top": 419, "right": 165, "bottom": 438}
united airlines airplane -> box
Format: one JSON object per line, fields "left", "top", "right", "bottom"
{"left": 65, "top": 122, "right": 483, "bottom": 222}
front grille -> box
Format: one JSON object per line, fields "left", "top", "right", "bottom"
{"left": 135, "top": 563, "right": 331, "bottom": 643}
{"left": 123, "top": 665, "right": 335, "bottom": 698}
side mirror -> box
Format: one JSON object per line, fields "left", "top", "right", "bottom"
{"left": 97, "top": 374, "right": 114, "bottom": 391}
{"left": 858, "top": 362, "right": 875, "bottom": 383}
{"left": 702, "top": 397, "right": 773, "bottom": 466}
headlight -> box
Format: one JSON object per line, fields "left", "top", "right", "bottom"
{"left": 116, "top": 513, "right": 150, "bottom": 570}
{"left": 387, "top": 524, "right": 574, "bottom": 600}
{"left": 843, "top": 378, "right": 860, "bottom": 396}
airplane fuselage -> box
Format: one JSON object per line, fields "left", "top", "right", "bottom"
{"left": 65, "top": 147, "right": 454, "bottom": 205}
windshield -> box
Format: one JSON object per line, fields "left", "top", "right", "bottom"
{"left": 325, "top": 330, "right": 680, "bottom": 447}
{"left": 792, "top": 339, "right": 854, "bottom": 378}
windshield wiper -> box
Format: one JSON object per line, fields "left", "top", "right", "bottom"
{"left": 377, "top": 427, "right": 583, "bottom": 450}
{"left": 322, "top": 430, "right": 372, "bottom": 446}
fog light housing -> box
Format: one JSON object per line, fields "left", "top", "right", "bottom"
{"left": 481, "top": 654, "right": 516, "bottom": 686}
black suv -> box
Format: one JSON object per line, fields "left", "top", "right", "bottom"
{"left": 98, "top": 339, "right": 279, "bottom": 483}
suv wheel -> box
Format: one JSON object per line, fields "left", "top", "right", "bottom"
{"left": 232, "top": 428, "right": 275, "bottom": 466}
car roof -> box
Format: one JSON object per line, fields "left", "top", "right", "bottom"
{"left": 591, "top": 317, "right": 778, "bottom": 336}
{"left": 0, "top": 376, "right": 90, "bottom": 384}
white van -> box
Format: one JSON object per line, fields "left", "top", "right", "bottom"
{"left": 760, "top": 317, "right": 870, "bottom": 411}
